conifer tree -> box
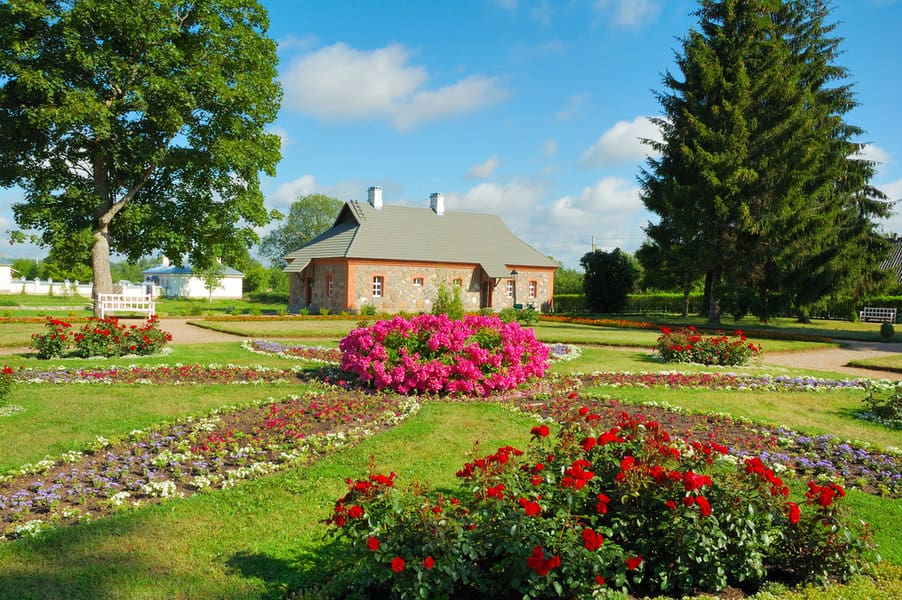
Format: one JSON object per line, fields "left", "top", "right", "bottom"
{"left": 640, "top": 0, "right": 891, "bottom": 323}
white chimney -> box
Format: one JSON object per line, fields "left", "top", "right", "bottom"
{"left": 368, "top": 185, "right": 383, "bottom": 210}
{"left": 429, "top": 192, "right": 445, "bottom": 216}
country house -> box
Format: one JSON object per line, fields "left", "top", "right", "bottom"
{"left": 283, "top": 187, "right": 557, "bottom": 314}
{"left": 142, "top": 258, "right": 244, "bottom": 299}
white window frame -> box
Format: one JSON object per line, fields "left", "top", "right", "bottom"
{"left": 412, "top": 277, "right": 424, "bottom": 287}
{"left": 528, "top": 280, "right": 537, "bottom": 299}
{"left": 326, "top": 274, "right": 334, "bottom": 297}
{"left": 506, "top": 279, "right": 514, "bottom": 298}
{"left": 372, "top": 276, "right": 384, "bottom": 298}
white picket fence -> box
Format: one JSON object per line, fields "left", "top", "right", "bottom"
{"left": 2, "top": 278, "right": 153, "bottom": 298}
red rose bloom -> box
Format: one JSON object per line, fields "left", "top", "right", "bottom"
{"left": 390, "top": 557, "right": 405, "bottom": 573}
{"left": 787, "top": 501, "right": 801, "bottom": 524}
{"left": 531, "top": 424, "right": 550, "bottom": 437}
{"left": 422, "top": 556, "right": 435, "bottom": 569}
{"left": 626, "top": 555, "right": 643, "bottom": 571}
{"left": 367, "top": 536, "right": 380, "bottom": 551}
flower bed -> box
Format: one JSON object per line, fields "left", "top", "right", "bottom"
{"left": 578, "top": 371, "right": 872, "bottom": 391}
{"left": 0, "top": 390, "right": 420, "bottom": 540}
{"left": 325, "top": 406, "right": 875, "bottom": 599}
{"left": 6, "top": 364, "right": 303, "bottom": 385}
{"left": 339, "top": 314, "right": 549, "bottom": 395}
{"left": 501, "top": 392, "right": 900, "bottom": 497}
{"left": 538, "top": 314, "right": 659, "bottom": 330}
{"left": 243, "top": 339, "right": 341, "bottom": 363}
{"left": 656, "top": 326, "right": 761, "bottom": 366}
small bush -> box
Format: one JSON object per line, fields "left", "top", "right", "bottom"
{"left": 359, "top": 304, "right": 376, "bottom": 317}
{"left": 861, "top": 384, "right": 902, "bottom": 428}
{"left": 432, "top": 283, "right": 463, "bottom": 320}
{"left": 656, "top": 326, "right": 761, "bottom": 366}
{"left": 880, "top": 322, "right": 895, "bottom": 342}
{"left": 319, "top": 306, "right": 331, "bottom": 316}
{"left": 31, "top": 317, "right": 72, "bottom": 359}
{"left": 517, "top": 306, "right": 539, "bottom": 326}
{"left": 498, "top": 307, "right": 518, "bottom": 323}
{"left": 0, "top": 365, "right": 12, "bottom": 404}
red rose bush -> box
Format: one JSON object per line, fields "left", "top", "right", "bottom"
{"left": 339, "top": 314, "right": 549, "bottom": 395}
{"left": 325, "top": 405, "right": 874, "bottom": 599}
{"left": 657, "top": 326, "right": 762, "bottom": 366}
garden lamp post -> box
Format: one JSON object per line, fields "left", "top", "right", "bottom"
{"left": 510, "top": 269, "right": 518, "bottom": 307}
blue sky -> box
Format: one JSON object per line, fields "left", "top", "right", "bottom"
{"left": 1, "top": 0, "right": 900, "bottom": 270}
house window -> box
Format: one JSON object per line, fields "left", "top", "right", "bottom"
{"left": 528, "top": 280, "right": 537, "bottom": 299}
{"left": 413, "top": 277, "right": 424, "bottom": 287}
{"left": 372, "top": 276, "right": 384, "bottom": 298}
{"left": 506, "top": 279, "right": 514, "bottom": 298}
{"left": 453, "top": 278, "right": 463, "bottom": 288}
{"left": 326, "top": 274, "right": 334, "bottom": 297}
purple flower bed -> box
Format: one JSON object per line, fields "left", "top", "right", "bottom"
{"left": 243, "top": 340, "right": 341, "bottom": 363}
{"left": 0, "top": 390, "right": 420, "bottom": 539}
{"left": 7, "top": 364, "right": 303, "bottom": 385}
{"left": 579, "top": 371, "right": 871, "bottom": 391}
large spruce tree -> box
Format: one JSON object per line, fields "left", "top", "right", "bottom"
{"left": 639, "top": 0, "right": 891, "bottom": 323}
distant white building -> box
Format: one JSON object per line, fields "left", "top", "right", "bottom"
{"left": 142, "top": 258, "right": 243, "bottom": 299}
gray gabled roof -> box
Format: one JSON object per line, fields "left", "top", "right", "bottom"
{"left": 283, "top": 201, "right": 557, "bottom": 273}
{"left": 881, "top": 238, "right": 902, "bottom": 284}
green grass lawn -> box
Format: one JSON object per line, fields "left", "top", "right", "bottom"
{"left": 849, "top": 354, "right": 902, "bottom": 374}
{"left": 0, "top": 316, "right": 899, "bottom": 598}
{"left": 191, "top": 317, "right": 359, "bottom": 339}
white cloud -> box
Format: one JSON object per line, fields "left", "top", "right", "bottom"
{"left": 594, "top": 0, "right": 661, "bottom": 28}
{"left": 878, "top": 179, "right": 902, "bottom": 234}
{"left": 277, "top": 34, "right": 318, "bottom": 54}
{"left": 268, "top": 175, "right": 317, "bottom": 206}
{"left": 466, "top": 156, "right": 501, "bottom": 179}
{"left": 542, "top": 139, "right": 558, "bottom": 158}
{"left": 856, "top": 143, "right": 891, "bottom": 165}
{"left": 580, "top": 116, "right": 661, "bottom": 168}
{"left": 268, "top": 126, "right": 291, "bottom": 153}
{"left": 554, "top": 93, "right": 589, "bottom": 122}
{"left": 547, "top": 177, "right": 643, "bottom": 228}
{"left": 446, "top": 180, "right": 545, "bottom": 216}
{"left": 282, "top": 43, "right": 507, "bottom": 131}
{"left": 393, "top": 76, "right": 509, "bottom": 131}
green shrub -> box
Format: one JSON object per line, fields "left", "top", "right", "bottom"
{"left": 432, "top": 283, "right": 463, "bottom": 320}
{"left": 360, "top": 303, "right": 376, "bottom": 317}
{"left": 30, "top": 317, "right": 72, "bottom": 359}
{"left": 319, "top": 306, "right": 331, "bottom": 316}
{"left": 861, "top": 384, "right": 902, "bottom": 428}
{"left": 517, "top": 306, "right": 539, "bottom": 326}
{"left": 880, "top": 322, "right": 895, "bottom": 342}
{"left": 498, "top": 307, "right": 518, "bottom": 323}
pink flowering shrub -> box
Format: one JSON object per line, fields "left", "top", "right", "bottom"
{"left": 324, "top": 406, "right": 873, "bottom": 599}
{"left": 339, "top": 314, "right": 549, "bottom": 395}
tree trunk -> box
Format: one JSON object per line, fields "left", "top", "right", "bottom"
{"left": 91, "top": 222, "right": 114, "bottom": 317}
{"left": 681, "top": 276, "right": 691, "bottom": 318}
{"left": 707, "top": 267, "right": 722, "bottom": 324}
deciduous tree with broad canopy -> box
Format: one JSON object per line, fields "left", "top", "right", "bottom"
{"left": 259, "top": 193, "right": 343, "bottom": 267}
{"left": 0, "top": 0, "right": 282, "bottom": 315}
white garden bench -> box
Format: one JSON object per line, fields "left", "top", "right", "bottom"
{"left": 97, "top": 294, "right": 156, "bottom": 320}
{"left": 859, "top": 307, "right": 897, "bottom": 323}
